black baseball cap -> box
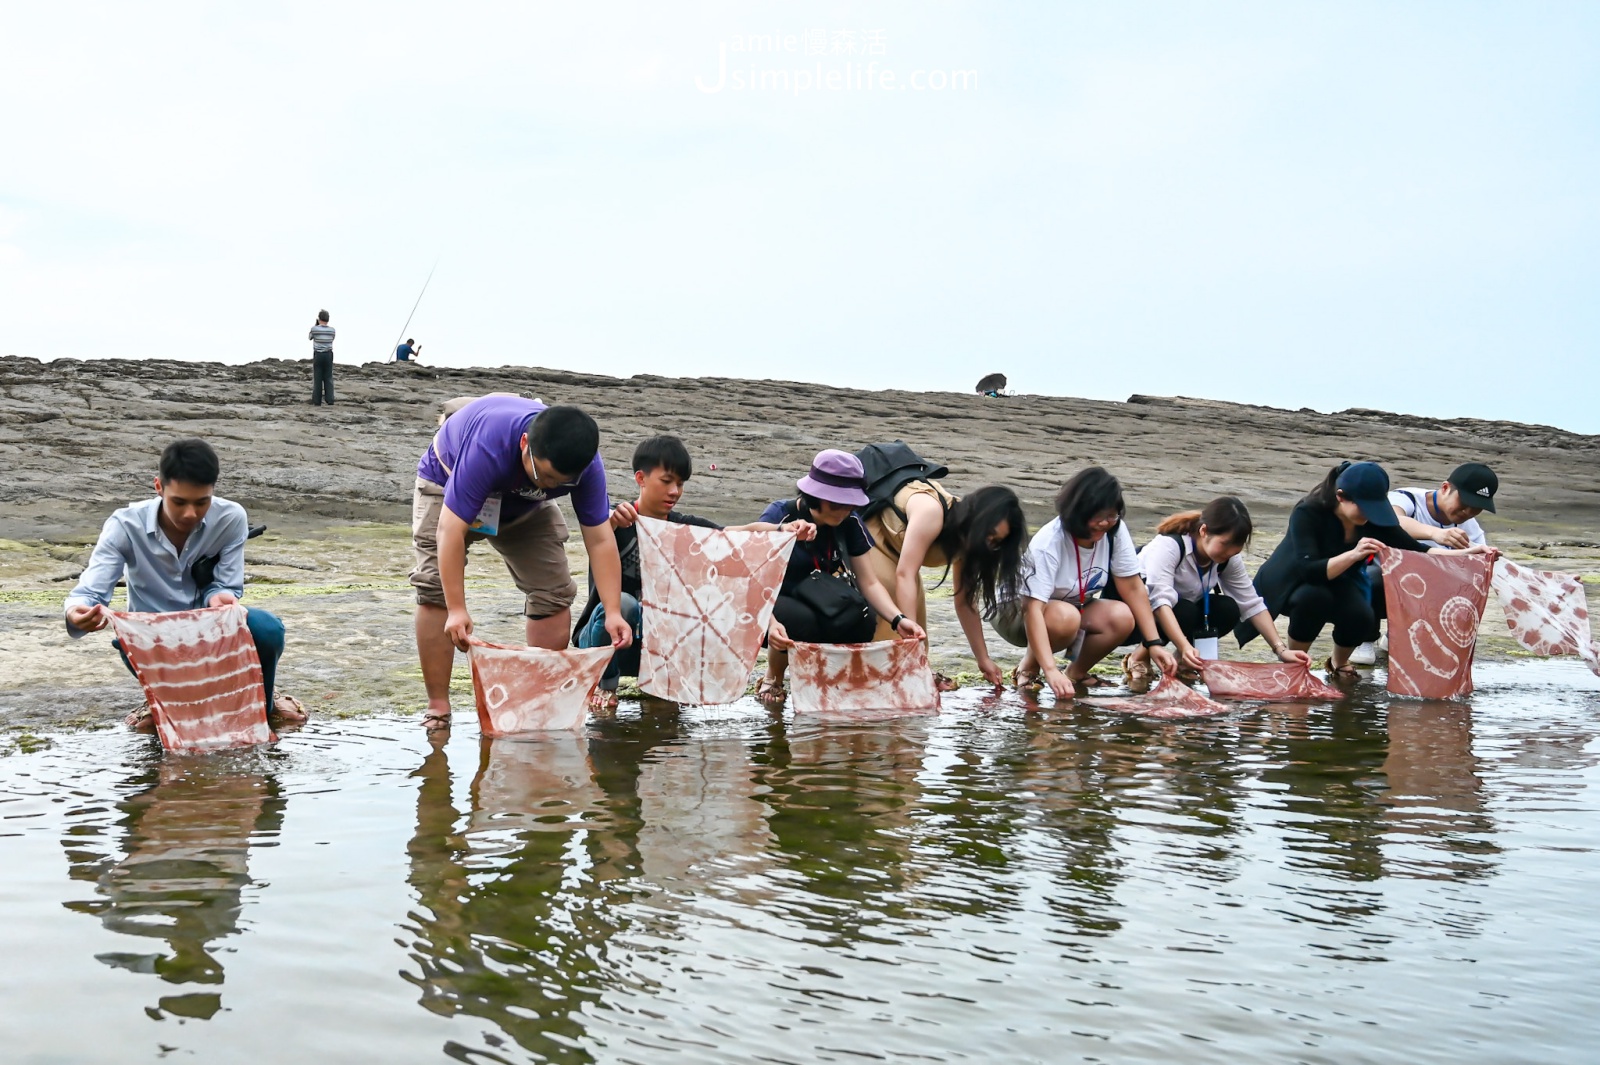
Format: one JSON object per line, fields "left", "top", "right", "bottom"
{"left": 1335, "top": 461, "right": 1399, "bottom": 526}
{"left": 1448, "top": 462, "right": 1499, "bottom": 513}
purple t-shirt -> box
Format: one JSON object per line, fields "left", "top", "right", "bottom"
{"left": 416, "top": 395, "right": 611, "bottom": 528}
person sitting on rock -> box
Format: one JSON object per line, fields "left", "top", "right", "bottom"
{"left": 573, "top": 434, "right": 815, "bottom": 709}
{"left": 991, "top": 466, "right": 1176, "bottom": 700}
{"left": 63, "top": 438, "right": 308, "bottom": 731}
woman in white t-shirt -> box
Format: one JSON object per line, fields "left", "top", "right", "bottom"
{"left": 1124, "top": 497, "right": 1312, "bottom": 678}
{"left": 992, "top": 467, "right": 1175, "bottom": 699}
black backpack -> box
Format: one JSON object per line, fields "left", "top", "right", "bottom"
{"left": 1159, "top": 531, "right": 1233, "bottom": 576}
{"left": 855, "top": 442, "right": 949, "bottom": 522}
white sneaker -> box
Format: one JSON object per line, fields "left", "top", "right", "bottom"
{"left": 1349, "top": 642, "right": 1377, "bottom": 666}
{"left": 1376, "top": 633, "right": 1388, "bottom": 656}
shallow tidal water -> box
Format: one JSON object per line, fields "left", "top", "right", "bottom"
{"left": 2, "top": 661, "right": 1598, "bottom": 1064}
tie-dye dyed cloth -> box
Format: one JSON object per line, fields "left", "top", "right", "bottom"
{"left": 1377, "top": 548, "right": 1494, "bottom": 700}
{"left": 1081, "top": 672, "right": 1233, "bottom": 719}
{"left": 467, "top": 639, "right": 613, "bottom": 735}
{"left": 1491, "top": 560, "right": 1600, "bottom": 677}
{"left": 1199, "top": 660, "right": 1343, "bottom": 702}
{"left": 788, "top": 639, "right": 940, "bottom": 714}
{"left": 110, "top": 605, "right": 275, "bottom": 751}
{"left": 636, "top": 517, "right": 797, "bottom": 705}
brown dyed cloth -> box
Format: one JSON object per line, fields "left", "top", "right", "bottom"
{"left": 1200, "top": 660, "right": 1343, "bottom": 702}
{"left": 110, "top": 605, "right": 275, "bottom": 751}
{"left": 1377, "top": 547, "right": 1493, "bottom": 700}
{"left": 1082, "top": 672, "right": 1232, "bottom": 719}
{"left": 1491, "top": 560, "right": 1600, "bottom": 677}
{"left": 467, "top": 639, "right": 612, "bottom": 735}
{"left": 788, "top": 639, "right": 940, "bottom": 715}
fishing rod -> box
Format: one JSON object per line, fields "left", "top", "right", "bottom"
{"left": 387, "top": 257, "right": 439, "bottom": 361}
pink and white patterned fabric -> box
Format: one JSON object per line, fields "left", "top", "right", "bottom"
{"left": 109, "top": 605, "right": 275, "bottom": 751}
{"left": 1199, "top": 660, "right": 1343, "bottom": 702}
{"left": 788, "top": 639, "right": 940, "bottom": 715}
{"left": 636, "top": 517, "right": 797, "bottom": 704}
{"left": 1082, "top": 672, "right": 1233, "bottom": 719}
{"left": 1377, "top": 547, "right": 1493, "bottom": 700}
{"left": 1491, "top": 560, "right": 1600, "bottom": 677}
{"left": 467, "top": 639, "right": 613, "bottom": 735}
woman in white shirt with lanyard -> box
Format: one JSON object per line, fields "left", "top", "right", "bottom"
{"left": 1123, "top": 497, "right": 1311, "bottom": 679}
{"left": 992, "top": 467, "right": 1175, "bottom": 700}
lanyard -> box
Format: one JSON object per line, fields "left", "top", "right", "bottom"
{"left": 1429, "top": 490, "right": 1441, "bottom": 525}
{"left": 1195, "top": 549, "right": 1213, "bottom": 629}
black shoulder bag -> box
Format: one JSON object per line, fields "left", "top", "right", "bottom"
{"left": 789, "top": 525, "right": 872, "bottom": 632}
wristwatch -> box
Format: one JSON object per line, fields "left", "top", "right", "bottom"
{"left": 890, "top": 613, "right": 907, "bottom": 633}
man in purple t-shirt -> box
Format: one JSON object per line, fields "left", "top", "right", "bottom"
{"left": 410, "top": 394, "right": 630, "bottom": 733}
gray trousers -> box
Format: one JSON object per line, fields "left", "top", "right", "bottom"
{"left": 311, "top": 350, "right": 335, "bottom": 405}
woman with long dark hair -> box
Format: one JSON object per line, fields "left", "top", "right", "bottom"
{"left": 1240, "top": 461, "right": 1497, "bottom": 678}
{"left": 755, "top": 450, "right": 928, "bottom": 701}
{"left": 1123, "top": 496, "right": 1311, "bottom": 678}
{"left": 992, "top": 467, "right": 1176, "bottom": 700}
{"left": 862, "top": 483, "right": 1027, "bottom": 687}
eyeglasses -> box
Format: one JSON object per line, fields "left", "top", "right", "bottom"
{"left": 526, "top": 446, "right": 582, "bottom": 490}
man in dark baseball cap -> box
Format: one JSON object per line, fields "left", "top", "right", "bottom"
{"left": 1388, "top": 462, "right": 1498, "bottom": 551}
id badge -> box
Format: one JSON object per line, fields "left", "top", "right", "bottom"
{"left": 470, "top": 494, "right": 503, "bottom": 536}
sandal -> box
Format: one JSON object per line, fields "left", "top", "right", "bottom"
{"left": 1012, "top": 666, "right": 1042, "bottom": 689}
{"left": 422, "top": 712, "right": 452, "bottom": 734}
{"left": 1322, "top": 657, "right": 1360, "bottom": 682}
{"left": 587, "top": 687, "right": 620, "bottom": 711}
{"left": 1123, "top": 656, "right": 1152, "bottom": 683}
{"left": 270, "top": 693, "right": 309, "bottom": 725}
{"left": 755, "top": 678, "right": 787, "bottom": 704}
{"left": 933, "top": 672, "right": 959, "bottom": 693}
{"left": 124, "top": 706, "right": 156, "bottom": 734}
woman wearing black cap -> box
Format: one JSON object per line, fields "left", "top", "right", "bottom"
{"left": 1238, "top": 461, "right": 1497, "bottom": 680}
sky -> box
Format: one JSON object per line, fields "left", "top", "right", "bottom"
{"left": 2, "top": 2, "right": 1597, "bottom": 431}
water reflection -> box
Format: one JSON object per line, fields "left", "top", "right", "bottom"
{"left": 60, "top": 754, "right": 284, "bottom": 1020}
{"left": 750, "top": 714, "right": 932, "bottom": 944}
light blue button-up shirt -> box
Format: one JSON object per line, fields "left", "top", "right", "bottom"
{"left": 64, "top": 496, "right": 250, "bottom": 638}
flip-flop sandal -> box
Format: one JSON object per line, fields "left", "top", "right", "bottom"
{"left": 270, "top": 693, "right": 309, "bottom": 724}
{"left": 124, "top": 706, "right": 156, "bottom": 733}
{"left": 422, "top": 712, "right": 452, "bottom": 734}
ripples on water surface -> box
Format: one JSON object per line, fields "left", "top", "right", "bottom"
{"left": 2, "top": 661, "right": 1597, "bottom": 1063}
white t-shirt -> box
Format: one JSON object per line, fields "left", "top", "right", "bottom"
{"left": 1388, "top": 487, "right": 1487, "bottom": 549}
{"left": 1021, "top": 519, "right": 1142, "bottom": 604}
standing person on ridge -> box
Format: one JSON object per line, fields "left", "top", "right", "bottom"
{"left": 409, "top": 394, "right": 631, "bottom": 734}
{"left": 308, "top": 310, "right": 336, "bottom": 406}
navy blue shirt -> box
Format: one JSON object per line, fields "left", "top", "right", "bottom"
{"left": 760, "top": 498, "right": 873, "bottom": 593}
{"left": 395, "top": 343, "right": 415, "bottom": 361}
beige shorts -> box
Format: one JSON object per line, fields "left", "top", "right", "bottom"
{"left": 992, "top": 599, "right": 1086, "bottom": 659}
{"left": 409, "top": 478, "right": 578, "bottom": 618}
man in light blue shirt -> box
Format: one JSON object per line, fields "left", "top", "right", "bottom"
{"left": 65, "top": 439, "right": 306, "bottom": 730}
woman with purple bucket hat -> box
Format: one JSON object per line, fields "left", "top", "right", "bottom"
{"left": 754, "top": 449, "right": 927, "bottom": 702}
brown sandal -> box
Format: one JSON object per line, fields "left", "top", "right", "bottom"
{"left": 587, "top": 687, "right": 620, "bottom": 711}
{"left": 270, "top": 693, "right": 309, "bottom": 724}
{"left": 422, "top": 712, "right": 452, "bottom": 734}
{"left": 933, "top": 672, "right": 959, "bottom": 693}
{"left": 1323, "top": 658, "right": 1360, "bottom": 682}
{"left": 755, "top": 678, "right": 787, "bottom": 704}
{"left": 124, "top": 706, "right": 157, "bottom": 733}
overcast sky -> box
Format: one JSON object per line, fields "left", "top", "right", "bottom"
{"left": 2, "top": 2, "right": 1596, "bottom": 431}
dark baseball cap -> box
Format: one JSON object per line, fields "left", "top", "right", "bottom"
{"left": 1335, "top": 461, "right": 1399, "bottom": 526}
{"left": 1448, "top": 462, "right": 1498, "bottom": 513}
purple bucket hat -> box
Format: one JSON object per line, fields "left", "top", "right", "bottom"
{"left": 797, "top": 449, "right": 869, "bottom": 508}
